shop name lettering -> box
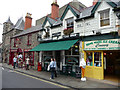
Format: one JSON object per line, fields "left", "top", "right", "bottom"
{"left": 86, "top": 40, "right": 120, "bottom": 47}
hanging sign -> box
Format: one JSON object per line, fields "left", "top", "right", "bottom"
{"left": 84, "top": 39, "right": 120, "bottom": 50}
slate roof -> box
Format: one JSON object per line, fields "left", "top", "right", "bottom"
{"left": 47, "top": 17, "right": 56, "bottom": 25}
{"left": 13, "top": 25, "right": 42, "bottom": 38}
{"left": 5, "top": 17, "right": 13, "bottom": 24}
{"left": 36, "top": 0, "right": 86, "bottom": 25}
{"left": 14, "top": 17, "right": 25, "bottom": 30}
{"left": 79, "top": 6, "right": 94, "bottom": 19}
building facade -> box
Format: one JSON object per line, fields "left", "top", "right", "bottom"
{"left": 31, "top": 0, "right": 120, "bottom": 80}
{"left": 2, "top": 0, "right": 120, "bottom": 81}
{"left": 2, "top": 17, "right": 24, "bottom": 64}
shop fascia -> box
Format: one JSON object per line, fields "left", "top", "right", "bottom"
{"left": 84, "top": 39, "right": 120, "bottom": 50}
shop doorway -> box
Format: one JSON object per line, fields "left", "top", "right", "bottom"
{"left": 104, "top": 51, "right": 120, "bottom": 82}
{"left": 55, "top": 51, "right": 61, "bottom": 71}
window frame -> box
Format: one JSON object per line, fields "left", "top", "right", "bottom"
{"left": 99, "top": 9, "right": 110, "bottom": 27}
{"left": 27, "top": 34, "right": 32, "bottom": 46}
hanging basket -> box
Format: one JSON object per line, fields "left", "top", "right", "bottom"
{"left": 63, "top": 28, "right": 74, "bottom": 35}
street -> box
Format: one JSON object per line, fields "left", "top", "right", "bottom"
{"left": 1, "top": 67, "right": 68, "bottom": 89}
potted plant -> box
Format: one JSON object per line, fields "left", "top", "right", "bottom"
{"left": 63, "top": 28, "right": 74, "bottom": 35}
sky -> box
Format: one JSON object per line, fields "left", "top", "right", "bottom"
{"left": 0, "top": 0, "right": 93, "bottom": 43}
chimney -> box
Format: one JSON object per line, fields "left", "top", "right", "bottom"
{"left": 24, "top": 13, "right": 32, "bottom": 30}
{"left": 51, "top": 0, "right": 59, "bottom": 19}
{"left": 93, "top": 0, "right": 98, "bottom": 6}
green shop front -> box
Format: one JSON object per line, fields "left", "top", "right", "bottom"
{"left": 30, "top": 39, "right": 82, "bottom": 77}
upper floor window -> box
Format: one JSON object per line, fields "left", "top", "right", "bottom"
{"left": 66, "top": 17, "right": 74, "bottom": 28}
{"left": 14, "top": 38, "right": 21, "bottom": 47}
{"left": 100, "top": 9, "right": 110, "bottom": 27}
{"left": 27, "top": 34, "right": 32, "bottom": 46}
{"left": 44, "top": 27, "right": 50, "bottom": 39}
{"left": 64, "top": 17, "right": 74, "bottom": 35}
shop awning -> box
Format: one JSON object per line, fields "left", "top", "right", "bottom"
{"left": 30, "top": 39, "right": 78, "bottom": 51}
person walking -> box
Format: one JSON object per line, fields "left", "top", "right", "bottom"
{"left": 13, "top": 55, "right": 17, "bottom": 69}
{"left": 26, "top": 57, "right": 30, "bottom": 70}
{"left": 54, "top": 58, "right": 57, "bottom": 77}
{"left": 49, "top": 58, "right": 55, "bottom": 79}
{"left": 80, "top": 57, "right": 86, "bottom": 81}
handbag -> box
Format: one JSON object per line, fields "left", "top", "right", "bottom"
{"left": 47, "top": 64, "right": 50, "bottom": 71}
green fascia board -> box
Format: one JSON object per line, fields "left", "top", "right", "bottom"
{"left": 91, "top": 0, "right": 101, "bottom": 14}
{"left": 30, "top": 39, "right": 78, "bottom": 51}
{"left": 42, "top": 17, "right": 52, "bottom": 27}
{"left": 91, "top": 0, "right": 117, "bottom": 14}
{"left": 61, "top": 5, "right": 78, "bottom": 21}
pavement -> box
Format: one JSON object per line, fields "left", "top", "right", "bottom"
{"left": 1, "top": 63, "right": 120, "bottom": 89}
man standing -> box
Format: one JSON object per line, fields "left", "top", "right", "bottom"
{"left": 49, "top": 58, "right": 55, "bottom": 79}
{"left": 54, "top": 58, "right": 57, "bottom": 77}
{"left": 13, "top": 56, "right": 17, "bottom": 69}
{"left": 26, "top": 57, "right": 30, "bottom": 70}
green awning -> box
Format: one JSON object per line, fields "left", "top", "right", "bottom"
{"left": 30, "top": 39, "right": 78, "bottom": 51}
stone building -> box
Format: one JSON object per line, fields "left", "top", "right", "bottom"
{"left": 2, "top": 17, "right": 24, "bottom": 64}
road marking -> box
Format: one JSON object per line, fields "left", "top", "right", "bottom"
{"left": 13, "top": 70, "right": 70, "bottom": 89}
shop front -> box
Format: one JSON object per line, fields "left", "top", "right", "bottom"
{"left": 84, "top": 39, "right": 120, "bottom": 80}
{"left": 23, "top": 49, "right": 34, "bottom": 67}
{"left": 30, "top": 39, "right": 82, "bottom": 77}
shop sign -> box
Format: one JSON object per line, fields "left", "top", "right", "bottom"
{"left": 84, "top": 39, "right": 120, "bottom": 50}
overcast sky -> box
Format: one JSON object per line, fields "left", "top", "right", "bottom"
{"left": 0, "top": 0, "right": 93, "bottom": 43}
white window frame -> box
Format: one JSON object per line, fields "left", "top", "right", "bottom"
{"left": 99, "top": 9, "right": 110, "bottom": 28}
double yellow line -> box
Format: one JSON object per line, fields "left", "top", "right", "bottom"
{"left": 13, "top": 70, "right": 70, "bottom": 89}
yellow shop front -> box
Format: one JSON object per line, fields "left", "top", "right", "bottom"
{"left": 83, "top": 39, "right": 120, "bottom": 80}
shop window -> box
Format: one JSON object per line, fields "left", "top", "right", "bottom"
{"left": 100, "top": 9, "right": 110, "bottom": 27}
{"left": 65, "top": 42, "right": 79, "bottom": 55}
{"left": 86, "top": 52, "right": 93, "bottom": 66}
{"left": 94, "top": 52, "right": 102, "bottom": 67}
{"left": 24, "top": 51, "right": 34, "bottom": 66}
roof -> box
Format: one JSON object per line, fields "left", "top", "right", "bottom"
{"left": 12, "top": 25, "right": 42, "bottom": 38}
{"left": 14, "top": 17, "right": 25, "bottom": 30}
{"left": 76, "top": 0, "right": 120, "bottom": 21}
{"left": 79, "top": 6, "right": 94, "bottom": 19}
{"left": 5, "top": 17, "right": 13, "bottom": 24}
{"left": 36, "top": 0, "right": 86, "bottom": 25}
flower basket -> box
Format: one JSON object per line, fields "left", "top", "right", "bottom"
{"left": 63, "top": 28, "right": 74, "bottom": 35}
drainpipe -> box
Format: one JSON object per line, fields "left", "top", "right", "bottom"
{"left": 82, "top": 19, "right": 85, "bottom": 36}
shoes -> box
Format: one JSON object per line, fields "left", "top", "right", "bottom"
{"left": 50, "top": 78, "right": 54, "bottom": 79}
{"left": 81, "top": 77, "right": 86, "bottom": 81}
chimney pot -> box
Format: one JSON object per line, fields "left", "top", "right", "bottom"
{"left": 93, "top": 0, "right": 98, "bottom": 6}
{"left": 24, "top": 13, "right": 32, "bottom": 30}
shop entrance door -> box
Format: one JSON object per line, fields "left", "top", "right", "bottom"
{"left": 55, "top": 51, "right": 61, "bottom": 71}
{"left": 104, "top": 51, "right": 120, "bottom": 82}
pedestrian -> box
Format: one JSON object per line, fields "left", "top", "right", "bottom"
{"left": 18, "top": 53, "right": 23, "bottom": 68}
{"left": 54, "top": 58, "right": 57, "bottom": 77}
{"left": 80, "top": 57, "right": 86, "bottom": 81}
{"left": 13, "top": 55, "right": 17, "bottom": 69}
{"left": 26, "top": 57, "right": 30, "bottom": 70}
{"left": 49, "top": 58, "right": 55, "bottom": 79}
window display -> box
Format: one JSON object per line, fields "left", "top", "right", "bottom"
{"left": 86, "top": 52, "right": 93, "bottom": 66}
{"left": 94, "top": 52, "right": 102, "bottom": 67}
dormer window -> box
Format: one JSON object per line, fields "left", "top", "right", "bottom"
{"left": 100, "top": 9, "right": 110, "bottom": 27}
{"left": 44, "top": 26, "right": 50, "bottom": 38}
{"left": 66, "top": 17, "right": 74, "bottom": 28}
